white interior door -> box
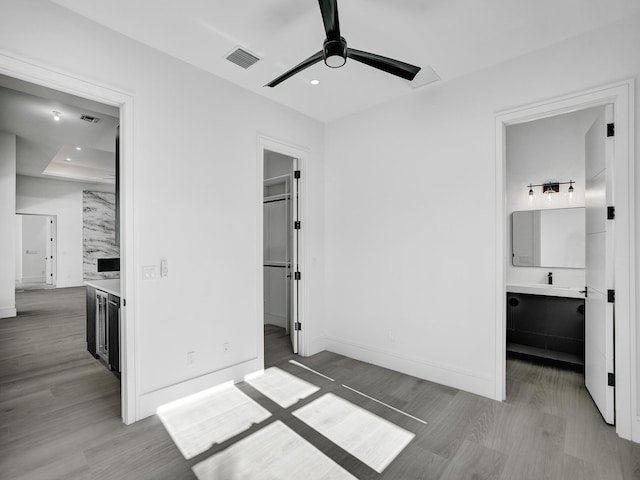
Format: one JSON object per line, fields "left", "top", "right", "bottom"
{"left": 584, "top": 105, "right": 615, "bottom": 424}
{"left": 290, "top": 159, "right": 299, "bottom": 354}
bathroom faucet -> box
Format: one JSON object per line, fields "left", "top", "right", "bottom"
{"left": 548, "top": 272, "right": 553, "bottom": 285}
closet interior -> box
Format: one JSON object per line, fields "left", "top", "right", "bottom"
{"left": 263, "top": 150, "right": 299, "bottom": 353}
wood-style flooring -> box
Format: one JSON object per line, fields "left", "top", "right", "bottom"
{"left": 1, "top": 288, "right": 638, "bottom": 479}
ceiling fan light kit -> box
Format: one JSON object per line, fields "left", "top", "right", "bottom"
{"left": 323, "top": 37, "right": 347, "bottom": 68}
{"left": 266, "top": 0, "right": 421, "bottom": 87}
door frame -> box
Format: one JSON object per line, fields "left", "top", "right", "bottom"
{"left": 0, "top": 50, "right": 138, "bottom": 425}
{"left": 258, "top": 136, "right": 308, "bottom": 357}
{"left": 494, "top": 80, "right": 637, "bottom": 441}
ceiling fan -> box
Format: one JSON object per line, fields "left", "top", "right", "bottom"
{"left": 265, "top": 0, "right": 421, "bottom": 87}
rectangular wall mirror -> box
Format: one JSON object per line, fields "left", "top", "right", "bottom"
{"left": 512, "top": 207, "right": 585, "bottom": 268}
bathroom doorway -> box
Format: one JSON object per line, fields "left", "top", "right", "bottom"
{"left": 495, "top": 81, "right": 635, "bottom": 439}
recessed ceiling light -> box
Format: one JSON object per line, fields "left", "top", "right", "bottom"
{"left": 52, "top": 111, "right": 61, "bottom": 121}
{"left": 65, "top": 157, "right": 71, "bottom": 162}
{"left": 310, "top": 79, "right": 320, "bottom": 86}
{"left": 75, "top": 146, "right": 81, "bottom": 151}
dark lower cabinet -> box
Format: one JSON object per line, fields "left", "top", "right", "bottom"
{"left": 507, "top": 292, "right": 585, "bottom": 370}
{"left": 86, "top": 285, "right": 97, "bottom": 357}
{"left": 86, "top": 286, "right": 121, "bottom": 375}
{"left": 108, "top": 294, "right": 120, "bottom": 374}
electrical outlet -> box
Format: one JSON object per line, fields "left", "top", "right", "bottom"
{"left": 187, "top": 351, "right": 195, "bottom": 365}
{"left": 143, "top": 265, "right": 157, "bottom": 280}
{"left": 223, "top": 342, "right": 230, "bottom": 353}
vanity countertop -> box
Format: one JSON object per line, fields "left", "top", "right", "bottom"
{"left": 85, "top": 279, "right": 121, "bottom": 297}
{"left": 507, "top": 283, "right": 584, "bottom": 299}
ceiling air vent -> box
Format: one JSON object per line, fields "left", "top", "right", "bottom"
{"left": 225, "top": 47, "right": 260, "bottom": 69}
{"left": 80, "top": 114, "right": 100, "bottom": 123}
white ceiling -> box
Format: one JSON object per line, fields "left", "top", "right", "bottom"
{"left": 51, "top": 0, "right": 640, "bottom": 122}
{"left": 0, "top": 75, "right": 119, "bottom": 184}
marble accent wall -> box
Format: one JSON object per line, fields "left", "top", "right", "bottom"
{"left": 83, "top": 191, "right": 119, "bottom": 280}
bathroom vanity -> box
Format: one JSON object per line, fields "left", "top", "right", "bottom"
{"left": 506, "top": 284, "right": 585, "bottom": 370}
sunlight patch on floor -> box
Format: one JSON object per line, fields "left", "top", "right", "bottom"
{"left": 157, "top": 384, "right": 271, "bottom": 460}
{"left": 192, "top": 420, "right": 357, "bottom": 480}
{"left": 245, "top": 366, "right": 319, "bottom": 408}
{"left": 293, "top": 393, "right": 415, "bottom": 473}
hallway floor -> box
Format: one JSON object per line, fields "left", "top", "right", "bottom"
{"left": 1, "top": 288, "right": 638, "bottom": 479}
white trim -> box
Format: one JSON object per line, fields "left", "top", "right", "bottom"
{"left": 258, "top": 135, "right": 309, "bottom": 357}
{"left": 0, "top": 307, "right": 17, "bottom": 319}
{"left": 325, "top": 335, "right": 494, "bottom": 398}
{"left": 0, "top": 50, "right": 138, "bottom": 425}
{"left": 494, "top": 80, "right": 636, "bottom": 441}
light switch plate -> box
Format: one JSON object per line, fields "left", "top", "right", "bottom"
{"left": 160, "top": 258, "right": 168, "bottom": 277}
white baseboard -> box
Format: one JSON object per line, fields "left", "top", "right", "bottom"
{"left": 0, "top": 307, "right": 17, "bottom": 318}
{"left": 324, "top": 335, "right": 495, "bottom": 399}
{"left": 136, "top": 357, "right": 262, "bottom": 421}
{"left": 264, "top": 313, "right": 286, "bottom": 329}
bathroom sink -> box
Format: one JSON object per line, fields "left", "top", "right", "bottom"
{"left": 506, "top": 283, "right": 584, "bottom": 298}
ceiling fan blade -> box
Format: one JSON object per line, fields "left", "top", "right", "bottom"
{"left": 265, "top": 51, "right": 324, "bottom": 87}
{"left": 318, "top": 0, "right": 341, "bottom": 40}
{"left": 346, "top": 48, "right": 421, "bottom": 81}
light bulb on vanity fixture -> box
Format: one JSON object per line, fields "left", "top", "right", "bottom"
{"left": 526, "top": 180, "right": 575, "bottom": 201}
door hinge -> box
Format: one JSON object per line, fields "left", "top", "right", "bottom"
{"left": 123, "top": 298, "right": 126, "bottom": 307}
{"left": 607, "top": 289, "right": 615, "bottom": 303}
{"left": 294, "top": 322, "right": 302, "bottom": 331}
{"left": 607, "top": 123, "right": 615, "bottom": 137}
{"left": 607, "top": 206, "right": 615, "bottom": 220}
{"left": 294, "top": 271, "right": 301, "bottom": 280}
{"left": 293, "top": 170, "right": 301, "bottom": 179}
{"left": 294, "top": 220, "right": 301, "bottom": 230}
{"left": 608, "top": 372, "right": 615, "bottom": 387}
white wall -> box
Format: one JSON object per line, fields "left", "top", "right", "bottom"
{"left": 20, "top": 214, "right": 47, "bottom": 283}
{"left": 16, "top": 176, "right": 114, "bottom": 288}
{"left": 323, "top": 12, "right": 639, "bottom": 413}
{"left": 0, "top": 0, "right": 325, "bottom": 419}
{"left": 0, "top": 131, "right": 16, "bottom": 318}
{"left": 506, "top": 108, "right": 601, "bottom": 288}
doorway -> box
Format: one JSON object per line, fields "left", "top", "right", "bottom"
{"left": 15, "top": 213, "right": 57, "bottom": 290}
{"left": 263, "top": 149, "right": 300, "bottom": 356}
{"left": 504, "top": 105, "right": 615, "bottom": 420}
{"left": 0, "top": 52, "right": 136, "bottom": 424}
{"left": 495, "top": 80, "right": 636, "bottom": 441}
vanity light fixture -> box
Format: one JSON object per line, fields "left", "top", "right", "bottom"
{"left": 52, "top": 111, "right": 61, "bottom": 121}
{"left": 526, "top": 180, "right": 575, "bottom": 199}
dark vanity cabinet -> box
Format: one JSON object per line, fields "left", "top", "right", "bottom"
{"left": 507, "top": 292, "right": 585, "bottom": 370}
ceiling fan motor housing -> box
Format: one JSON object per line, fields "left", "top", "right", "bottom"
{"left": 323, "top": 37, "right": 348, "bottom": 68}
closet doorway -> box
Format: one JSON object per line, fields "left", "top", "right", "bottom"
{"left": 263, "top": 149, "right": 300, "bottom": 354}
{"left": 15, "top": 214, "right": 57, "bottom": 289}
